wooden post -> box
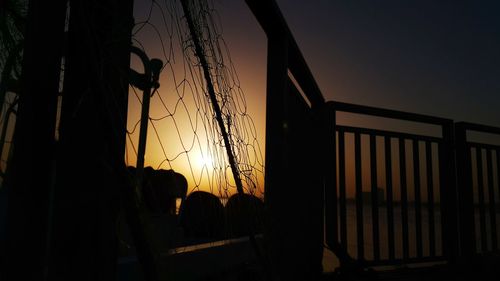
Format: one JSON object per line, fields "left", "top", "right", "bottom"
{"left": 3, "top": 0, "right": 67, "bottom": 280}
{"left": 49, "top": 0, "right": 135, "bottom": 280}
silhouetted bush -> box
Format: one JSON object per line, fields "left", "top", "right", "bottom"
{"left": 127, "top": 166, "right": 187, "bottom": 215}
{"left": 178, "top": 191, "right": 225, "bottom": 242}
{"left": 225, "top": 193, "right": 264, "bottom": 238}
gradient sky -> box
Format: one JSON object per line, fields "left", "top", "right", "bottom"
{"left": 216, "top": 0, "right": 500, "bottom": 127}
{"left": 131, "top": 0, "right": 500, "bottom": 194}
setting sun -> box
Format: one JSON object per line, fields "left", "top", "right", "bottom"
{"left": 125, "top": 1, "right": 266, "bottom": 198}
{"left": 193, "top": 153, "right": 213, "bottom": 171}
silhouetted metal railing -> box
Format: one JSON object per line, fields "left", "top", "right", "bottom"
{"left": 246, "top": 0, "right": 326, "bottom": 279}
{"left": 325, "top": 101, "right": 459, "bottom": 266}
{"left": 456, "top": 122, "right": 500, "bottom": 258}
{"left": 246, "top": 0, "right": 499, "bottom": 274}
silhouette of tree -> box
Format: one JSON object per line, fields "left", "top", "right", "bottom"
{"left": 0, "top": 0, "right": 26, "bottom": 182}
{"left": 0, "top": 0, "right": 26, "bottom": 74}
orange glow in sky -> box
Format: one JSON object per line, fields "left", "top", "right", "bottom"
{"left": 127, "top": 0, "right": 266, "bottom": 197}
{"left": 127, "top": 0, "right": 500, "bottom": 199}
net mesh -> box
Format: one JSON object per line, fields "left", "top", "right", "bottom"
{"left": 127, "top": 0, "right": 264, "bottom": 201}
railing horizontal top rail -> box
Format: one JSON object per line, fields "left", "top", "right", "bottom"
{"left": 328, "top": 101, "right": 453, "bottom": 126}
{"left": 337, "top": 125, "right": 443, "bottom": 143}
{"left": 457, "top": 121, "right": 500, "bottom": 135}
{"left": 467, "top": 141, "right": 500, "bottom": 150}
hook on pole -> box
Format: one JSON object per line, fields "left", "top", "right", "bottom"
{"left": 129, "top": 46, "right": 163, "bottom": 198}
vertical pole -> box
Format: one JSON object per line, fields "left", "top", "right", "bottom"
{"left": 135, "top": 69, "right": 151, "bottom": 187}
{"left": 475, "top": 147, "right": 487, "bottom": 252}
{"left": 339, "top": 129, "right": 347, "bottom": 249}
{"left": 454, "top": 122, "right": 474, "bottom": 259}
{"left": 180, "top": 0, "right": 245, "bottom": 195}
{"left": 127, "top": 47, "right": 163, "bottom": 281}
{"left": 3, "top": 1, "right": 66, "bottom": 280}
{"left": 425, "top": 141, "right": 436, "bottom": 257}
{"left": 354, "top": 133, "right": 364, "bottom": 260}
{"left": 385, "top": 136, "right": 395, "bottom": 261}
{"left": 330, "top": 127, "right": 359, "bottom": 268}
{"left": 370, "top": 134, "right": 380, "bottom": 260}
{"left": 324, "top": 102, "right": 337, "bottom": 249}
{"left": 413, "top": 139, "right": 423, "bottom": 258}
{"left": 50, "top": 1, "right": 135, "bottom": 280}
{"left": 264, "top": 34, "right": 289, "bottom": 281}
{"left": 399, "top": 138, "right": 409, "bottom": 260}
{"left": 439, "top": 121, "right": 459, "bottom": 263}
{"left": 129, "top": 46, "right": 153, "bottom": 192}
{"left": 486, "top": 149, "right": 497, "bottom": 250}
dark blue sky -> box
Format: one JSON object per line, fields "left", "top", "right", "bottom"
{"left": 133, "top": 0, "right": 500, "bottom": 129}
{"left": 215, "top": 0, "right": 500, "bottom": 128}
{"left": 275, "top": 0, "right": 500, "bottom": 126}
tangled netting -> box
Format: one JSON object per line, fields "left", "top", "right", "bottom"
{"left": 127, "top": 0, "right": 265, "bottom": 200}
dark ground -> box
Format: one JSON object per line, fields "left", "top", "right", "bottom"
{"left": 321, "top": 253, "right": 500, "bottom": 281}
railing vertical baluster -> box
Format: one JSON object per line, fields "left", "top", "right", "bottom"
{"left": 425, "top": 141, "right": 436, "bottom": 257}
{"left": 339, "top": 129, "right": 347, "bottom": 248}
{"left": 355, "top": 133, "right": 364, "bottom": 259}
{"left": 399, "top": 138, "right": 409, "bottom": 259}
{"left": 486, "top": 149, "right": 497, "bottom": 250}
{"left": 385, "top": 136, "right": 395, "bottom": 261}
{"left": 476, "top": 147, "right": 488, "bottom": 252}
{"left": 413, "top": 139, "right": 423, "bottom": 258}
{"left": 454, "top": 122, "right": 475, "bottom": 258}
{"left": 370, "top": 134, "right": 380, "bottom": 260}
{"left": 247, "top": 1, "right": 500, "bottom": 269}
{"left": 324, "top": 105, "right": 337, "bottom": 248}
{"left": 497, "top": 149, "right": 500, "bottom": 251}
{"left": 438, "top": 122, "right": 459, "bottom": 262}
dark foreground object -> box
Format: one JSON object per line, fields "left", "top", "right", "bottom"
{"left": 321, "top": 254, "right": 500, "bottom": 281}
{"left": 117, "top": 251, "right": 500, "bottom": 281}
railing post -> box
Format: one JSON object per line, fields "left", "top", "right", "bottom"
{"left": 264, "top": 34, "right": 289, "bottom": 281}
{"left": 439, "top": 121, "right": 460, "bottom": 263}
{"left": 323, "top": 102, "right": 337, "bottom": 250}
{"left": 454, "top": 122, "right": 475, "bottom": 260}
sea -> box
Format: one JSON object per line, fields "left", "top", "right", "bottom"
{"left": 322, "top": 203, "right": 500, "bottom": 272}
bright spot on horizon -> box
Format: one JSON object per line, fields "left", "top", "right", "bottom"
{"left": 193, "top": 152, "right": 213, "bottom": 172}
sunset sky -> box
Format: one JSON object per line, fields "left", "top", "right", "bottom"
{"left": 219, "top": 0, "right": 500, "bottom": 124}
{"left": 130, "top": 0, "right": 500, "bottom": 195}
